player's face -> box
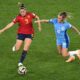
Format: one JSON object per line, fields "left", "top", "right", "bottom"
{"left": 58, "top": 15, "right": 66, "bottom": 22}
{"left": 20, "top": 9, "right": 27, "bottom": 17}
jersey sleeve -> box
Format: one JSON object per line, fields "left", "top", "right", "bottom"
{"left": 49, "top": 19, "right": 53, "bottom": 23}
{"left": 13, "top": 16, "right": 19, "bottom": 24}
{"left": 49, "top": 18, "right": 57, "bottom": 24}
{"left": 67, "top": 23, "right": 72, "bottom": 29}
{"left": 31, "top": 13, "right": 36, "bottom": 18}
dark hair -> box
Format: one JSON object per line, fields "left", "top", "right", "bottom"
{"left": 18, "top": 2, "right": 26, "bottom": 9}
{"left": 59, "top": 12, "right": 68, "bottom": 18}
{"left": 20, "top": 3, "right": 25, "bottom": 9}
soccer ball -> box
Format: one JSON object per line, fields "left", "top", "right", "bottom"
{"left": 18, "top": 66, "right": 27, "bottom": 75}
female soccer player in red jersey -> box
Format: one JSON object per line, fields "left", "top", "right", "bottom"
{"left": 0, "top": 3, "right": 41, "bottom": 67}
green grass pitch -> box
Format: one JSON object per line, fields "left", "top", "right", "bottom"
{"left": 0, "top": 0, "right": 80, "bottom": 80}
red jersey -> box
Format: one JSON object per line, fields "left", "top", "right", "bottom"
{"left": 13, "top": 12, "right": 36, "bottom": 34}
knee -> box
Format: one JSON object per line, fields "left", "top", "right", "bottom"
{"left": 24, "top": 46, "right": 30, "bottom": 51}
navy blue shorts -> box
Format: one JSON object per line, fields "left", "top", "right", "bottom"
{"left": 17, "top": 34, "right": 34, "bottom": 41}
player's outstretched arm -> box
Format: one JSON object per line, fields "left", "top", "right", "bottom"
{"left": 35, "top": 20, "right": 49, "bottom": 23}
{"left": 0, "top": 22, "right": 15, "bottom": 34}
{"left": 71, "top": 26, "right": 80, "bottom": 35}
{"left": 35, "top": 15, "right": 42, "bottom": 32}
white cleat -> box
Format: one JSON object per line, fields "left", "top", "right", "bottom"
{"left": 12, "top": 46, "right": 16, "bottom": 52}
{"left": 18, "top": 63, "right": 23, "bottom": 67}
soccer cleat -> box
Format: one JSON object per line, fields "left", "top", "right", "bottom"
{"left": 66, "top": 56, "right": 75, "bottom": 63}
{"left": 12, "top": 46, "right": 16, "bottom": 52}
{"left": 18, "top": 62, "right": 23, "bottom": 67}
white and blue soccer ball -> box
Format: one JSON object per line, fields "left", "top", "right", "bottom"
{"left": 18, "top": 66, "right": 27, "bottom": 75}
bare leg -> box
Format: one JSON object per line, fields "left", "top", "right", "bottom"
{"left": 57, "top": 45, "right": 62, "bottom": 54}
{"left": 61, "top": 48, "right": 75, "bottom": 62}
{"left": 66, "top": 56, "right": 75, "bottom": 62}
{"left": 66, "top": 50, "right": 80, "bottom": 62}
{"left": 12, "top": 39, "right": 23, "bottom": 51}
{"left": 76, "top": 50, "right": 80, "bottom": 59}
{"left": 62, "top": 48, "right": 68, "bottom": 57}
{"left": 15, "top": 40, "right": 23, "bottom": 51}
{"left": 18, "top": 38, "right": 32, "bottom": 66}
{"left": 23, "top": 38, "right": 32, "bottom": 51}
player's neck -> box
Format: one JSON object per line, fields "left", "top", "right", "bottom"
{"left": 58, "top": 20, "right": 65, "bottom": 23}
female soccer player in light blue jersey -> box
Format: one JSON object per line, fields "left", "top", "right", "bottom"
{"left": 35, "top": 12, "right": 80, "bottom": 60}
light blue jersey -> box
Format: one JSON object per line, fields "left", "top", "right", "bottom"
{"left": 49, "top": 18, "right": 72, "bottom": 48}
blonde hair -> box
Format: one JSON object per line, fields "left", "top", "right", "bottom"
{"left": 58, "top": 11, "right": 72, "bottom": 19}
